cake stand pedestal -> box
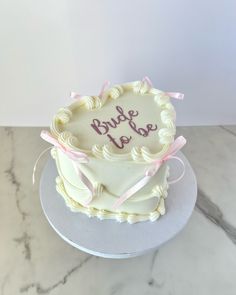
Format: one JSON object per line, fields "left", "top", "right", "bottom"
{"left": 40, "top": 152, "right": 197, "bottom": 259}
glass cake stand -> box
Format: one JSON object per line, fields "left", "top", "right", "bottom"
{"left": 40, "top": 152, "right": 197, "bottom": 259}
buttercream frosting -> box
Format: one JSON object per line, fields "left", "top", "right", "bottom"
{"left": 42, "top": 78, "right": 185, "bottom": 223}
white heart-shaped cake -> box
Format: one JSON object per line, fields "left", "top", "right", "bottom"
{"left": 45, "top": 79, "right": 184, "bottom": 223}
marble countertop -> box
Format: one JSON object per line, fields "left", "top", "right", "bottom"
{"left": 1, "top": 126, "right": 236, "bottom": 295}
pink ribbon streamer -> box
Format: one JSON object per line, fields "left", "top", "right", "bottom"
{"left": 142, "top": 76, "right": 184, "bottom": 100}
{"left": 99, "top": 80, "right": 110, "bottom": 97}
{"left": 70, "top": 80, "right": 111, "bottom": 101}
{"left": 71, "top": 78, "right": 184, "bottom": 101}
{"left": 40, "top": 130, "right": 94, "bottom": 205}
{"left": 165, "top": 92, "right": 184, "bottom": 100}
{"left": 142, "top": 76, "right": 153, "bottom": 88}
{"left": 112, "top": 136, "right": 186, "bottom": 210}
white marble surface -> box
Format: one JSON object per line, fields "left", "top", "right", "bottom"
{"left": 1, "top": 126, "right": 236, "bottom": 294}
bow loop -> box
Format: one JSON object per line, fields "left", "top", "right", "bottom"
{"left": 40, "top": 131, "right": 88, "bottom": 162}
{"left": 41, "top": 130, "right": 65, "bottom": 151}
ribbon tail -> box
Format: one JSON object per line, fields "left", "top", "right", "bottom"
{"left": 32, "top": 147, "right": 52, "bottom": 185}
{"left": 70, "top": 90, "right": 84, "bottom": 101}
{"left": 99, "top": 80, "right": 110, "bottom": 97}
{"left": 112, "top": 175, "right": 152, "bottom": 210}
{"left": 112, "top": 161, "right": 162, "bottom": 210}
{"left": 167, "top": 136, "right": 187, "bottom": 156}
{"left": 72, "top": 162, "right": 94, "bottom": 206}
{"left": 142, "top": 76, "right": 153, "bottom": 88}
{"left": 166, "top": 92, "right": 184, "bottom": 100}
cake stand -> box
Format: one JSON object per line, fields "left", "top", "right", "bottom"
{"left": 40, "top": 152, "right": 197, "bottom": 259}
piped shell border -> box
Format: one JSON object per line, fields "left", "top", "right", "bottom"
{"left": 50, "top": 80, "right": 176, "bottom": 163}
{"left": 56, "top": 176, "right": 167, "bottom": 224}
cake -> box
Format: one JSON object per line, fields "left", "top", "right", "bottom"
{"left": 41, "top": 78, "right": 186, "bottom": 223}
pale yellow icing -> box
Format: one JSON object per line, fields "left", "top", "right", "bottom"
{"left": 56, "top": 176, "right": 167, "bottom": 224}
{"left": 48, "top": 79, "right": 176, "bottom": 223}
{"left": 51, "top": 147, "right": 170, "bottom": 216}
{"left": 50, "top": 80, "right": 176, "bottom": 162}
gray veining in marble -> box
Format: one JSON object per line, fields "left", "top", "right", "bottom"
{"left": 197, "top": 189, "right": 236, "bottom": 245}
{"left": 220, "top": 125, "right": 236, "bottom": 137}
{"left": 4, "top": 128, "right": 27, "bottom": 221}
{"left": 14, "top": 232, "right": 32, "bottom": 261}
{"left": 1, "top": 126, "right": 236, "bottom": 295}
{"left": 178, "top": 126, "right": 236, "bottom": 227}
{"left": 20, "top": 255, "right": 92, "bottom": 294}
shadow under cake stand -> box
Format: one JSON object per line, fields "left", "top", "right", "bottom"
{"left": 40, "top": 152, "right": 197, "bottom": 259}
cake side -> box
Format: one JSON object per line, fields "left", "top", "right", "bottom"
{"left": 40, "top": 78, "right": 185, "bottom": 223}
{"left": 51, "top": 147, "right": 169, "bottom": 218}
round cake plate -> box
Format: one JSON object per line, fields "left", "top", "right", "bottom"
{"left": 40, "top": 152, "right": 197, "bottom": 259}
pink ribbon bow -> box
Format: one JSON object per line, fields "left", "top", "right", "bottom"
{"left": 142, "top": 76, "right": 184, "bottom": 100}
{"left": 70, "top": 80, "right": 110, "bottom": 101}
{"left": 112, "top": 136, "right": 186, "bottom": 210}
{"left": 40, "top": 130, "right": 94, "bottom": 206}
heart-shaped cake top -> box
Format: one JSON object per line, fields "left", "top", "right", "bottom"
{"left": 51, "top": 79, "right": 176, "bottom": 162}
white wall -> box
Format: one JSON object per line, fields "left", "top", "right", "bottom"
{"left": 0, "top": 0, "right": 236, "bottom": 126}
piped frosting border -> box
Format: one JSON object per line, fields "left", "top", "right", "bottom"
{"left": 50, "top": 79, "right": 176, "bottom": 163}
{"left": 56, "top": 176, "right": 167, "bottom": 224}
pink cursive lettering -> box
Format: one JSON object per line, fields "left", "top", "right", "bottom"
{"left": 90, "top": 105, "right": 158, "bottom": 149}
{"left": 129, "top": 120, "right": 157, "bottom": 137}
{"left": 90, "top": 119, "right": 109, "bottom": 135}
{"left": 107, "top": 134, "right": 132, "bottom": 149}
